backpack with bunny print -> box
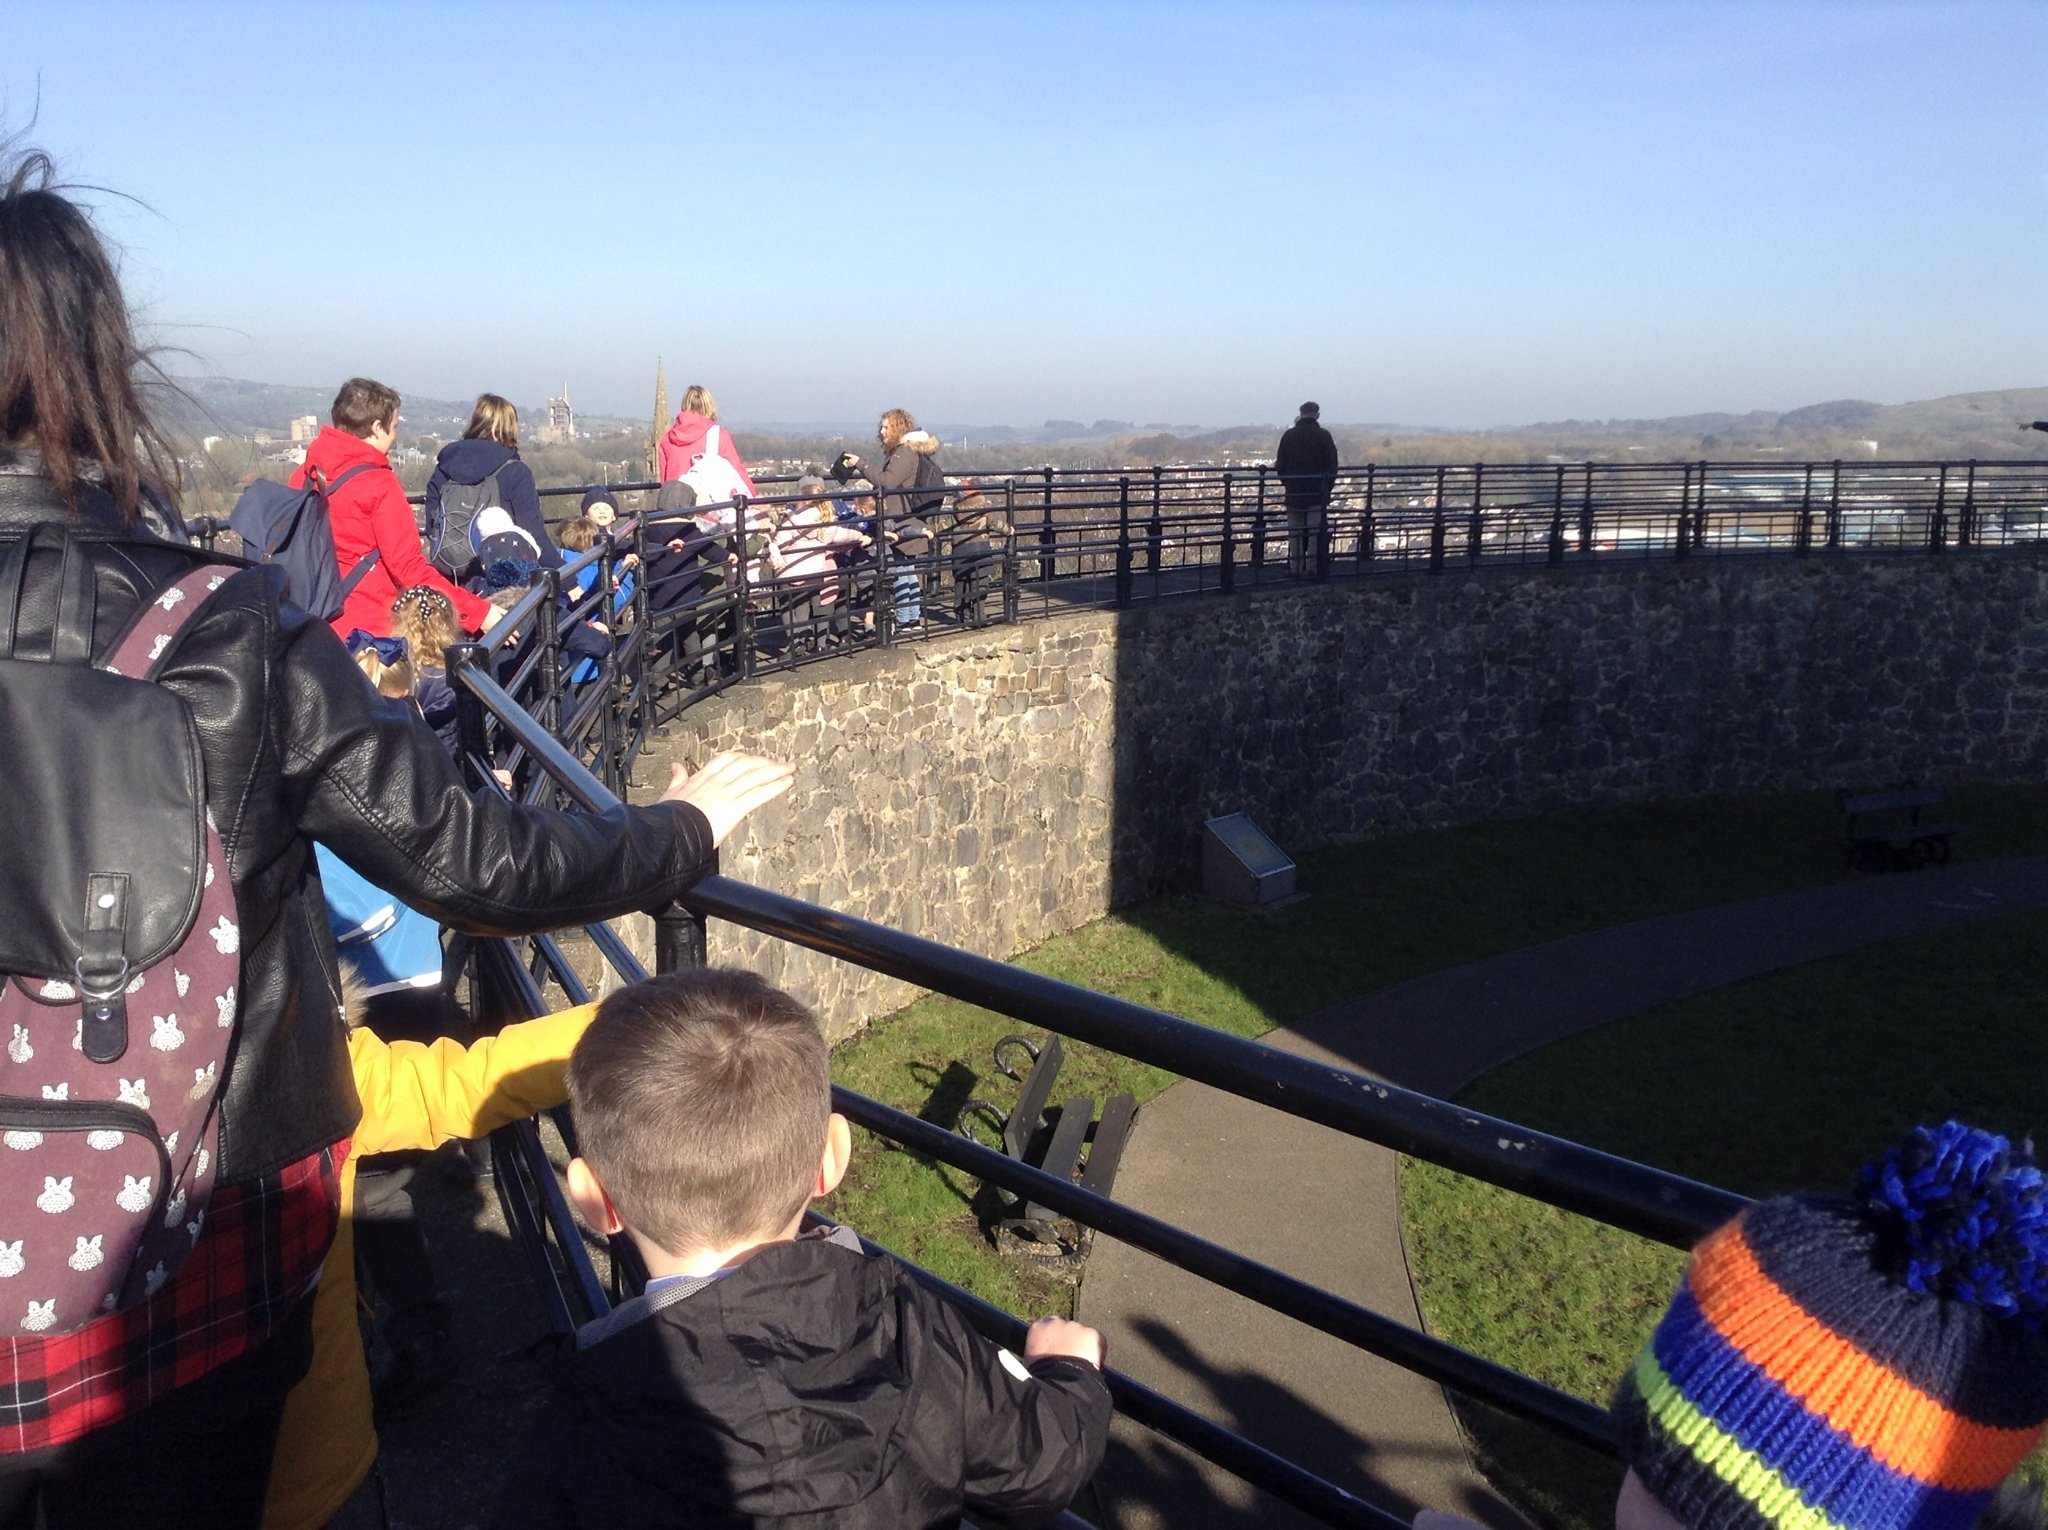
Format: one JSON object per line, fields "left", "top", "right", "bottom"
{"left": 0, "top": 526, "right": 243, "bottom": 1336}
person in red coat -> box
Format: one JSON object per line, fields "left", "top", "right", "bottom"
{"left": 290, "top": 378, "right": 501, "bottom": 639}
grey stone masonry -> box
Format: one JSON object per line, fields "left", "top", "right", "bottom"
{"left": 641, "top": 552, "right": 2048, "bottom": 1037}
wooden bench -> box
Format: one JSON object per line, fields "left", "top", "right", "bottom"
{"left": 1837, "top": 785, "right": 1957, "bottom": 871}
{"left": 959, "top": 1034, "right": 1135, "bottom": 1255}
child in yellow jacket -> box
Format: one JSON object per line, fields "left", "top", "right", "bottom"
{"left": 261, "top": 1002, "right": 597, "bottom": 1530}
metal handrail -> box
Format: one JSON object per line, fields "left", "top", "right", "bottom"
{"left": 443, "top": 573, "right": 1768, "bottom": 1525}
{"left": 450, "top": 640, "right": 1745, "bottom": 1246}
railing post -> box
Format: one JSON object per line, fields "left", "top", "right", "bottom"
{"left": 1795, "top": 464, "right": 1814, "bottom": 558}
{"left": 1360, "top": 462, "right": 1375, "bottom": 566}
{"left": 875, "top": 499, "right": 895, "bottom": 644}
{"left": 1929, "top": 463, "right": 1950, "bottom": 553}
{"left": 1252, "top": 466, "right": 1268, "bottom": 568}
{"left": 1220, "top": 474, "right": 1235, "bottom": 594}
{"left": 1826, "top": 460, "right": 1844, "bottom": 549}
{"left": 1691, "top": 460, "right": 1708, "bottom": 550}
{"left": 732, "top": 499, "right": 757, "bottom": 679}
{"left": 1958, "top": 460, "right": 1978, "bottom": 549}
{"left": 1314, "top": 469, "right": 1332, "bottom": 580}
{"left": 1002, "top": 482, "right": 1020, "bottom": 625}
{"left": 1039, "top": 467, "right": 1056, "bottom": 583}
{"left": 1115, "top": 475, "right": 1133, "bottom": 608}
{"left": 1466, "top": 462, "right": 1484, "bottom": 564}
{"left": 1148, "top": 465, "right": 1164, "bottom": 576}
{"left": 1428, "top": 465, "right": 1448, "bottom": 572}
{"left": 1548, "top": 463, "right": 1566, "bottom": 567}
{"left": 653, "top": 897, "right": 710, "bottom": 973}
{"left": 449, "top": 642, "right": 492, "bottom": 791}
{"left": 596, "top": 534, "right": 622, "bottom": 792}
{"left": 630, "top": 511, "right": 659, "bottom": 697}
{"left": 1578, "top": 461, "right": 1594, "bottom": 551}
{"left": 535, "top": 566, "right": 564, "bottom": 743}
{"left": 1675, "top": 505, "right": 1691, "bottom": 561}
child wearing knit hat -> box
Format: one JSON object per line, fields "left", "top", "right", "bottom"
{"left": 1611, "top": 1119, "right": 2047, "bottom": 1530}
{"left": 1421, "top": 1121, "right": 2048, "bottom": 1530}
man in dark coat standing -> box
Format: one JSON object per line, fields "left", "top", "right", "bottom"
{"left": 1274, "top": 401, "right": 1340, "bottom": 575}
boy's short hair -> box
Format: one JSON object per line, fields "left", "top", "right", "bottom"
{"left": 555, "top": 515, "right": 598, "bottom": 553}
{"left": 569, "top": 969, "right": 830, "bottom": 1256}
{"left": 332, "top": 377, "right": 401, "bottom": 437}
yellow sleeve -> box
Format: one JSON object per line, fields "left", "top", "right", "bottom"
{"left": 346, "top": 1003, "right": 597, "bottom": 1157}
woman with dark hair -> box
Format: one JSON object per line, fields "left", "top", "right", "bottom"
{"left": 0, "top": 148, "right": 792, "bottom": 1528}
{"left": 422, "top": 392, "right": 558, "bottom": 580}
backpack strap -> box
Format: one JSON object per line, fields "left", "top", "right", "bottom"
{"left": 323, "top": 463, "right": 383, "bottom": 603}
{"left": 102, "top": 565, "right": 238, "bottom": 679}
{"left": 72, "top": 565, "right": 238, "bottom": 1058}
{"left": 336, "top": 547, "right": 382, "bottom": 603}
{"left": 0, "top": 524, "right": 100, "bottom": 665}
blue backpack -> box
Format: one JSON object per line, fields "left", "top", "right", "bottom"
{"left": 227, "top": 464, "right": 381, "bottom": 619}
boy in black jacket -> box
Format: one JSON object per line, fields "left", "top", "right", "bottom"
{"left": 503, "top": 968, "right": 1112, "bottom": 1529}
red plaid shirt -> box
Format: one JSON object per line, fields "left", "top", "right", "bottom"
{"left": 0, "top": 1142, "right": 345, "bottom": 1455}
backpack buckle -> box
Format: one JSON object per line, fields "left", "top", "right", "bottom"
{"left": 77, "top": 873, "right": 132, "bottom": 1063}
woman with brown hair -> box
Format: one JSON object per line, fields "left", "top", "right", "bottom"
{"left": 0, "top": 146, "right": 792, "bottom": 1528}
{"left": 842, "top": 408, "right": 942, "bottom": 626}
{"left": 423, "top": 392, "right": 558, "bottom": 580}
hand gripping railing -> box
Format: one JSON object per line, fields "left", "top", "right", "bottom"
{"left": 447, "top": 638, "right": 1754, "bottom": 1527}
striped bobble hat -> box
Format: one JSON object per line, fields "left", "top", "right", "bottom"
{"left": 1613, "top": 1121, "right": 2048, "bottom": 1530}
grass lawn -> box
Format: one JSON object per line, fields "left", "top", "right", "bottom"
{"left": 822, "top": 783, "right": 2048, "bottom": 1321}
{"left": 1401, "top": 909, "right": 2048, "bottom": 1530}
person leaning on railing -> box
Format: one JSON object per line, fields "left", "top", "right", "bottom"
{"left": 839, "top": 409, "right": 938, "bottom": 627}
{"left": 0, "top": 146, "right": 795, "bottom": 1530}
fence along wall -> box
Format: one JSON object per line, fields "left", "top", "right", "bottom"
{"left": 646, "top": 551, "right": 2048, "bottom": 1037}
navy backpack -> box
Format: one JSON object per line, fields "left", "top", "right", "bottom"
{"left": 227, "top": 464, "right": 381, "bottom": 620}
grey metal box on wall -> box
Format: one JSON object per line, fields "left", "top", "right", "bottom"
{"left": 1202, "top": 812, "right": 1297, "bottom": 907}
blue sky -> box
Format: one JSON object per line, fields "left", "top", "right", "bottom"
{"left": 3, "top": 1, "right": 2042, "bottom": 428}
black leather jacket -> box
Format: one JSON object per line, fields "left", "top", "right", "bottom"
{"left": 0, "top": 462, "right": 717, "bottom": 1181}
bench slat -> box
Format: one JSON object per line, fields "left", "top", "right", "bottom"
{"left": 1024, "top": 1097, "right": 1095, "bottom": 1224}
{"left": 1079, "top": 1094, "right": 1137, "bottom": 1199}
{"left": 1003, "top": 1035, "right": 1066, "bottom": 1162}
{"left": 1841, "top": 788, "right": 1945, "bottom": 814}
{"left": 1853, "top": 823, "right": 1957, "bottom": 846}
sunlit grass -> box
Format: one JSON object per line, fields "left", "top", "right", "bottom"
{"left": 1402, "top": 911, "right": 2048, "bottom": 1529}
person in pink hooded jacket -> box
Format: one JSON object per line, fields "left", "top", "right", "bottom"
{"left": 656, "top": 385, "right": 757, "bottom": 498}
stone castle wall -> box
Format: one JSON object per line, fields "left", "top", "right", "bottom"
{"left": 644, "top": 553, "right": 2048, "bottom": 1036}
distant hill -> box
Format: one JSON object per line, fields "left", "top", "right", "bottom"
{"left": 155, "top": 376, "right": 2048, "bottom": 463}
{"left": 151, "top": 376, "right": 639, "bottom": 440}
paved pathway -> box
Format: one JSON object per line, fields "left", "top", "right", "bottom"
{"left": 1074, "top": 856, "right": 2048, "bottom": 1529}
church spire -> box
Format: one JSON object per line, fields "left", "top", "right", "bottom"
{"left": 648, "top": 358, "right": 669, "bottom": 478}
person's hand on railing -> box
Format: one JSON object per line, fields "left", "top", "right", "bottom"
{"left": 660, "top": 752, "right": 796, "bottom": 846}
{"left": 1023, "top": 1316, "right": 1106, "bottom": 1370}
{"left": 477, "top": 602, "right": 521, "bottom": 646}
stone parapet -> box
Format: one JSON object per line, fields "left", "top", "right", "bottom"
{"left": 643, "top": 553, "right": 2048, "bottom": 1036}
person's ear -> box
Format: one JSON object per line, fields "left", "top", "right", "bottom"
{"left": 816, "top": 1113, "right": 852, "bottom": 1199}
{"left": 566, "top": 1157, "right": 623, "bottom": 1235}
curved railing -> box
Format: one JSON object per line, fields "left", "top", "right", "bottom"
{"left": 184, "top": 458, "right": 2048, "bottom": 772}
{"left": 176, "top": 458, "right": 2035, "bottom": 1521}
{"left": 440, "top": 602, "right": 1757, "bottom": 1528}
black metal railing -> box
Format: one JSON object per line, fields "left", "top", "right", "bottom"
{"left": 445, "top": 638, "right": 1752, "bottom": 1529}
{"left": 184, "top": 458, "right": 2048, "bottom": 784}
